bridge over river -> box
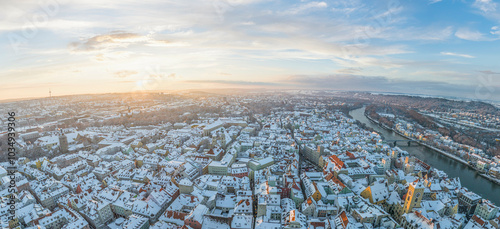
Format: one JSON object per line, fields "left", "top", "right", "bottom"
{"left": 383, "top": 139, "right": 422, "bottom": 147}
{"left": 350, "top": 106, "right": 500, "bottom": 205}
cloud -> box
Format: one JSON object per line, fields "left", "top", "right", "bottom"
{"left": 2, "top": 0, "right": 499, "bottom": 101}
{"left": 440, "top": 52, "right": 475, "bottom": 58}
{"left": 184, "top": 80, "right": 279, "bottom": 86}
{"left": 429, "top": 0, "right": 443, "bottom": 4}
{"left": 455, "top": 28, "right": 490, "bottom": 41}
{"left": 114, "top": 70, "right": 138, "bottom": 78}
{"left": 473, "top": 0, "right": 497, "bottom": 13}
{"left": 69, "top": 32, "right": 147, "bottom": 52}
{"left": 145, "top": 40, "right": 189, "bottom": 47}
{"left": 57, "top": 1, "right": 450, "bottom": 72}
{"left": 281, "top": 1, "right": 328, "bottom": 15}
{"left": 182, "top": 73, "right": 495, "bottom": 101}
{"left": 491, "top": 26, "right": 500, "bottom": 35}
{"left": 479, "top": 70, "right": 500, "bottom": 74}
{"left": 470, "top": 0, "right": 500, "bottom": 26}
{"left": 335, "top": 68, "right": 363, "bottom": 74}
{"left": 281, "top": 74, "right": 500, "bottom": 100}
{"left": 370, "top": 5, "right": 403, "bottom": 21}
{"left": 387, "top": 26, "right": 453, "bottom": 41}
{"left": 410, "top": 70, "right": 472, "bottom": 81}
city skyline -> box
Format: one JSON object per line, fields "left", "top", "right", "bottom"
{"left": 1, "top": 0, "right": 500, "bottom": 101}
{"left": 1, "top": 92, "right": 499, "bottom": 229}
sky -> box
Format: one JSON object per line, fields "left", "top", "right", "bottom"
{"left": 1, "top": 0, "right": 500, "bottom": 101}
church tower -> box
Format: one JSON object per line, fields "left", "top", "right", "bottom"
{"left": 404, "top": 179, "right": 425, "bottom": 213}
{"left": 59, "top": 130, "right": 69, "bottom": 154}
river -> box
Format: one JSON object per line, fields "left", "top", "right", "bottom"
{"left": 350, "top": 106, "right": 500, "bottom": 205}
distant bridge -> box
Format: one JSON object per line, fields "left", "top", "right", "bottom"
{"left": 383, "top": 139, "right": 422, "bottom": 147}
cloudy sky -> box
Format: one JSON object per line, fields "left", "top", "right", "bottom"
{"left": 1, "top": 0, "right": 499, "bottom": 101}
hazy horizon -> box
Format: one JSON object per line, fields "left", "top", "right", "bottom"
{"left": 2, "top": 89, "right": 500, "bottom": 106}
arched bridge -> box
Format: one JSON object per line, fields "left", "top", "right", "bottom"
{"left": 383, "top": 139, "right": 422, "bottom": 147}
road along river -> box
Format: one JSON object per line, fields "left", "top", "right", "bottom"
{"left": 350, "top": 106, "right": 500, "bottom": 205}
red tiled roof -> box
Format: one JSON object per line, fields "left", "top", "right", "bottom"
{"left": 472, "top": 215, "right": 485, "bottom": 226}
{"left": 340, "top": 211, "right": 349, "bottom": 228}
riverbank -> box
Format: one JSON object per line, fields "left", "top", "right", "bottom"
{"left": 480, "top": 173, "right": 500, "bottom": 185}
{"left": 363, "top": 110, "right": 500, "bottom": 185}
{"left": 350, "top": 107, "right": 500, "bottom": 204}
{"left": 365, "top": 111, "right": 468, "bottom": 163}
{"left": 364, "top": 113, "right": 392, "bottom": 139}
